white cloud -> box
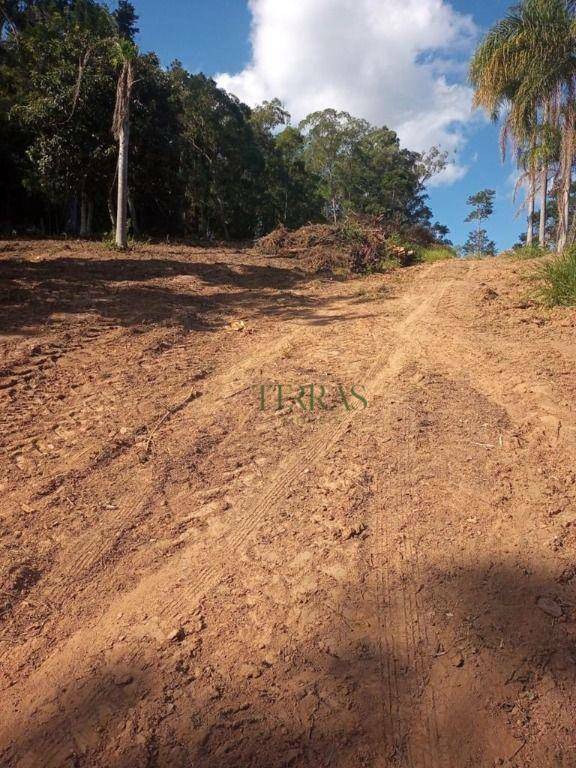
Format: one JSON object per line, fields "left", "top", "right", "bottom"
{"left": 217, "top": 0, "right": 478, "bottom": 185}
{"left": 429, "top": 161, "right": 469, "bottom": 187}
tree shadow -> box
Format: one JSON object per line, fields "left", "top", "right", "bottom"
{"left": 3, "top": 562, "right": 574, "bottom": 767}
{"left": 0, "top": 254, "right": 375, "bottom": 334}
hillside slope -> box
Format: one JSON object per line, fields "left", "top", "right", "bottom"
{"left": 1, "top": 242, "right": 575, "bottom": 767}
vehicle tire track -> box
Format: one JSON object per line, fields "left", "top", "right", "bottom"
{"left": 161, "top": 279, "right": 453, "bottom": 620}
{"left": 371, "top": 277, "right": 453, "bottom": 768}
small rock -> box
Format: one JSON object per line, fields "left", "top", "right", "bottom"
{"left": 114, "top": 673, "right": 133, "bottom": 686}
{"left": 482, "top": 288, "right": 499, "bottom": 302}
{"left": 537, "top": 596, "right": 563, "bottom": 618}
{"left": 343, "top": 522, "right": 367, "bottom": 540}
{"left": 167, "top": 627, "right": 186, "bottom": 643}
{"left": 451, "top": 653, "right": 465, "bottom": 668}
{"left": 191, "top": 617, "right": 204, "bottom": 633}
{"left": 238, "top": 662, "right": 261, "bottom": 679}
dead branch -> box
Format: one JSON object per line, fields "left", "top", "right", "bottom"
{"left": 144, "top": 389, "right": 201, "bottom": 456}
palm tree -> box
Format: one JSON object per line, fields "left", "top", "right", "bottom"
{"left": 470, "top": 0, "right": 576, "bottom": 252}
{"left": 112, "top": 40, "right": 137, "bottom": 249}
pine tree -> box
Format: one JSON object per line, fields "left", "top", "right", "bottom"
{"left": 463, "top": 189, "right": 496, "bottom": 256}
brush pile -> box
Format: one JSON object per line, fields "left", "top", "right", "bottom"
{"left": 254, "top": 216, "right": 418, "bottom": 275}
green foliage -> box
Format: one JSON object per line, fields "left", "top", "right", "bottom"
{"left": 298, "top": 109, "right": 434, "bottom": 228}
{"left": 250, "top": 98, "right": 290, "bottom": 133}
{"left": 533, "top": 249, "right": 576, "bottom": 306}
{"left": 113, "top": 1, "right": 139, "bottom": 41}
{"left": 462, "top": 229, "right": 497, "bottom": 257}
{"left": 338, "top": 218, "right": 367, "bottom": 244}
{"left": 465, "top": 189, "right": 495, "bottom": 223}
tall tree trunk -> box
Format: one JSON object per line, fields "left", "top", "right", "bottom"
{"left": 557, "top": 104, "right": 574, "bottom": 254}
{"left": 108, "top": 162, "right": 118, "bottom": 232}
{"left": 113, "top": 57, "right": 134, "bottom": 250}
{"left": 539, "top": 101, "right": 550, "bottom": 248}
{"left": 116, "top": 114, "right": 129, "bottom": 249}
{"left": 539, "top": 162, "right": 548, "bottom": 247}
{"left": 79, "top": 188, "right": 88, "bottom": 238}
{"left": 567, "top": 203, "right": 576, "bottom": 247}
{"left": 87, "top": 199, "right": 94, "bottom": 237}
{"left": 128, "top": 189, "right": 139, "bottom": 237}
{"left": 215, "top": 192, "right": 230, "bottom": 239}
{"left": 526, "top": 164, "right": 535, "bottom": 246}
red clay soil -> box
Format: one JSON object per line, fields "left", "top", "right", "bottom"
{"left": 0, "top": 240, "right": 575, "bottom": 768}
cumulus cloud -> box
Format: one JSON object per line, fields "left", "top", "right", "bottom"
{"left": 217, "top": 0, "right": 478, "bottom": 185}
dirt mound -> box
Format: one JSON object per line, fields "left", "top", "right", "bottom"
{"left": 255, "top": 221, "right": 416, "bottom": 275}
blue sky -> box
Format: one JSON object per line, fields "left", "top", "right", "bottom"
{"left": 127, "top": 0, "right": 523, "bottom": 250}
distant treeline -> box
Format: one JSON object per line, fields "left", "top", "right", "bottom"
{"left": 0, "top": 0, "right": 448, "bottom": 241}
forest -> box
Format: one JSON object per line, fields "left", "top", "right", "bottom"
{"left": 0, "top": 0, "right": 448, "bottom": 244}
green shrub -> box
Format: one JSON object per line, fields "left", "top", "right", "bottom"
{"left": 339, "top": 218, "right": 366, "bottom": 244}
{"left": 533, "top": 248, "right": 576, "bottom": 307}
{"left": 386, "top": 232, "right": 413, "bottom": 252}
{"left": 377, "top": 256, "right": 402, "bottom": 272}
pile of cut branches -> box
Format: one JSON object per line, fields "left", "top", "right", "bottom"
{"left": 255, "top": 215, "right": 417, "bottom": 275}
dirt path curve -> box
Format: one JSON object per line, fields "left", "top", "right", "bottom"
{"left": 1, "top": 242, "right": 575, "bottom": 767}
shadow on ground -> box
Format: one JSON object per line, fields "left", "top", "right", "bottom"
{"left": 3, "top": 562, "right": 574, "bottom": 767}
{"left": 0, "top": 253, "right": 377, "bottom": 334}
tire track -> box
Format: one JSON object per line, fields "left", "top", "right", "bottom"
{"left": 161, "top": 279, "right": 452, "bottom": 620}
{"left": 371, "top": 277, "right": 454, "bottom": 768}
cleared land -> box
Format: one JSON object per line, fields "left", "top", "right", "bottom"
{"left": 1, "top": 241, "right": 576, "bottom": 767}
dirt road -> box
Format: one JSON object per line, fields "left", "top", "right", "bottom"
{"left": 1, "top": 241, "right": 575, "bottom": 767}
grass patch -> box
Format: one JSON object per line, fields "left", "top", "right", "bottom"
{"left": 508, "top": 244, "right": 549, "bottom": 261}
{"left": 418, "top": 245, "right": 457, "bottom": 263}
{"left": 533, "top": 248, "right": 576, "bottom": 307}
